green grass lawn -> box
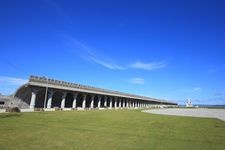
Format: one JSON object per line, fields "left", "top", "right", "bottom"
{"left": 0, "top": 110, "right": 225, "bottom": 150}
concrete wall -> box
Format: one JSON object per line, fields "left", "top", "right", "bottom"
{"left": 0, "top": 95, "right": 11, "bottom": 108}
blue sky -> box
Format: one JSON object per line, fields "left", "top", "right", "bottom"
{"left": 0, "top": 0, "right": 225, "bottom": 105}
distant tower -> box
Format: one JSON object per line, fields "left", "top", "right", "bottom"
{"left": 185, "top": 99, "right": 193, "bottom": 107}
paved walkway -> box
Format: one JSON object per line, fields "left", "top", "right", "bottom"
{"left": 143, "top": 108, "right": 225, "bottom": 122}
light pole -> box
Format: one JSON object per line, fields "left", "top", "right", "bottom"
{"left": 44, "top": 76, "right": 48, "bottom": 109}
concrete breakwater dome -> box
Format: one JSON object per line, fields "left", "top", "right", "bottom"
{"left": 12, "top": 75, "right": 177, "bottom": 110}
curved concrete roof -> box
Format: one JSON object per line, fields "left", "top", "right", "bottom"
{"left": 28, "top": 75, "right": 177, "bottom": 105}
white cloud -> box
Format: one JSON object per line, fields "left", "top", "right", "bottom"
{"left": 90, "top": 57, "right": 125, "bottom": 70}
{"left": 0, "top": 76, "right": 27, "bottom": 95}
{"left": 130, "top": 61, "right": 167, "bottom": 70}
{"left": 180, "top": 87, "right": 202, "bottom": 93}
{"left": 0, "top": 76, "right": 27, "bottom": 85}
{"left": 129, "top": 78, "right": 145, "bottom": 85}
{"left": 193, "top": 87, "right": 201, "bottom": 92}
{"left": 64, "top": 35, "right": 168, "bottom": 71}
{"left": 64, "top": 35, "right": 125, "bottom": 70}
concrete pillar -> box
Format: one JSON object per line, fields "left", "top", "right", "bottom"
{"left": 130, "top": 100, "right": 132, "bottom": 108}
{"left": 72, "top": 93, "right": 78, "bottom": 108}
{"left": 97, "top": 96, "right": 101, "bottom": 108}
{"left": 128, "top": 99, "right": 130, "bottom": 108}
{"left": 115, "top": 98, "right": 117, "bottom": 108}
{"left": 61, "top": 93, "right": 66, "bottom": 108}
{"left": 82, "top": 94, "right": 87, "bottom": 109}
{"left": 30, "top": 90, "right": 37, "bottom": 109}
{"left": 109, "top": 97, "right": 112, "bottom": 109}
{"left": 90, "top": 95, "right": 94, "bottom": 109}
{"left": 47, "top": 91, "right": 54, "bottom": 108}
{"left": 104, "top": 96, "right": 107, "bottom": 107}
{"left": 119, "top": 99, "right": 121, "bottom": 108}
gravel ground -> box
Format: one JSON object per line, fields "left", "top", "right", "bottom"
{"left": 143, "top": 108, "right": 225, "bottom": 122}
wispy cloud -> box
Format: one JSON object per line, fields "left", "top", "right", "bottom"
{"left": 130, "top": 61, "right": 167, "bottom": 70}
{"left": 63, "top": 35, "right": 168, "bottom": 71}
{"left": 129, "top": 78, "right": 145, "bottom": 85}
{"left": 90, "top": 57, "right": 125, "bottom": 70}
{"left": 0, "top": 76, "right": 27, "bottom": 95}
{"left": 180, "top": 87, "right": 202, "bottom": 93}
{"left": 0, "top": 76, "right": 27, "bottom": 85}
{"left": 206, "top": 68, "right": 218, "bottom": 74}
{"left": 63, "top": 35, "right": 125, "bottom": 70}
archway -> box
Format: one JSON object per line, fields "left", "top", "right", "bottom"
{"left": 52, "top": 91, "right": 63, "bottom": 108}
{"left": 85, "top": 95, "right": 92, "bottom": 108}
{"left": 65, "top": 93, "right": 73, "bottom": 108}
{"left": 106, "top": 97, "right": 110, "bottom": 107}
{"left": 100, "top": 96, "right": 105, "bottom": 107}
{"left": 94, "top": 96, "right": 99, "bottom": 108}
{"left": 112, "top": 97, "right": 115, "bottom": 107}
{"left": 35, "top": 88, "right": 45, "bottom": 108}
{"left": 76, "top": 93, "right": 83, "bottom": 108}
